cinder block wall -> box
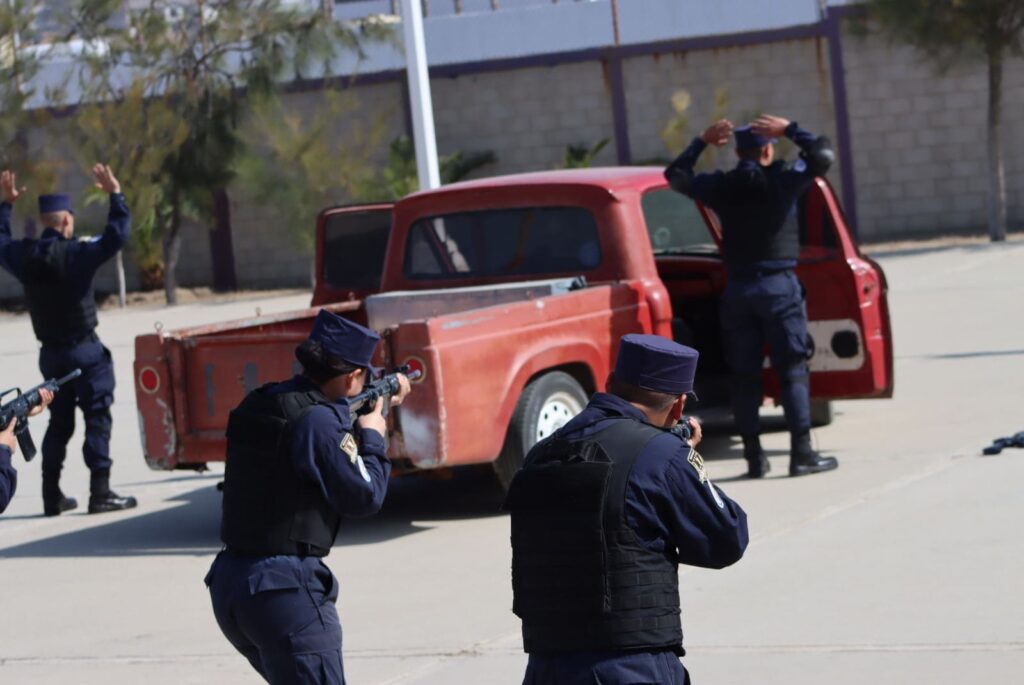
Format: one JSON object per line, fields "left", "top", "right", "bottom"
{"left": 843, "top": 31, "right": 1024, "bottom": 239}
{"left": 3, "top": 16, "right": 1023, "bottom": 301}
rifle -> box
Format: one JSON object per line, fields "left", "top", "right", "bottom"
{"left": 0, "top": 369, "right": 82, "bottom": 462}
{"left": 982, "top": 431, "right": 1024, "bottom": 456}
{"left": 349, "top": 365, "right": 421, "bottom": 417}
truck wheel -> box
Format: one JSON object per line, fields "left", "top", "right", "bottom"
{"left": 493, "top": 371, "right": 588, "bottom": 492}
{"left": 810, "top": 400, "right": 833, "bottom": 427}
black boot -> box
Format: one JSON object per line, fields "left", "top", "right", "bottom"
{"left": 88, "top": 470, "right": 138, "bottom": 514}
{"left": 42, "top": 473, "right": 78, "bottom": 517}
{"left": 743, "top": 434, "right": 770, "bottom": 479}
{"left": 789, "top": 431, "right": 838, "bottom": 477}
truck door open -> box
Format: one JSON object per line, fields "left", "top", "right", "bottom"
{"left": 312, "top": 203, "right": 394, "bottom": 307}
{"left": 792, "top": 179, "right": 894, "bottom": 399}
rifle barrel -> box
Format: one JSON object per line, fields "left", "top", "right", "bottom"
{"left": 56, "top": 369, "right": 83, "bottom": 386}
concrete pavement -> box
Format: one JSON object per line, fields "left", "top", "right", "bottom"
{"left": 1, "top": 240, "right": 1022, "bottom": 683}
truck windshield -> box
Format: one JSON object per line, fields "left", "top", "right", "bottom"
{"left": 641, "top": 189, "right": 719, "bottom": 255}
{"left": 323, "top": 208, "right": 393, "bottom": 291}
{"left": 405, "top": 207, "right": 602, "bottom": 279}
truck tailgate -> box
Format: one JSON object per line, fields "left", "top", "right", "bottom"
{"left": 134, "top": 302, "right": 363, "bottom": 469}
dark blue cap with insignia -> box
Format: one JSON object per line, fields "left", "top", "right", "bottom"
{"left": 733, "top": 125, "right": 774, "bottom": 150}
{"left": 613, "top": 333, "right": 699, "bottom": 398}
{"left": 38, "top": 194, "right": 74, "bottom": 215}
{"left": 307, "top": 308, "right": 381, "bottom": 375}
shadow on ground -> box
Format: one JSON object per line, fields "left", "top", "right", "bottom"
{"left": 0, "top": 468, "right": 508, "bottom": 559}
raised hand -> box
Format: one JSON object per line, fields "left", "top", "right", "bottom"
{"left": 92, "top": 164, "right": 121, "bottom": 194}
{"left": 1, "top": 170, "right": 27, "bottom": 204}
{"left": 700, "top": 119, "right": 734, "bottom": 147}
{"left": 749, "top": 114, "right": 791, "bottom": 138}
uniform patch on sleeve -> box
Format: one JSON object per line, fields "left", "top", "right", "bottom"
{"left": 687, "top": 448, "right": 708, "bottom": 484}
{"left": 793, "top": 158, "right": 807, "bottom": 173}
{"left": 340, "top": 432, "right": 359, "bottom": 463}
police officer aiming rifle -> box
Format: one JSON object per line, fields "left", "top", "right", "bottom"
{"left": 206, "top": 309, "right": 412, "bottom": 684}
{"left": 0, "top": 386, "right": 55, "bottom": 514}
{"left": 505, "top": 334, "right": 749, "bottom": 684}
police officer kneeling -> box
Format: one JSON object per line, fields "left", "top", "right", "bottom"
{"left": 505, "top": 334, "right": 749, "bottom": 685}
{"left": 206, "top": 309, "right": 411, "bottom": 684}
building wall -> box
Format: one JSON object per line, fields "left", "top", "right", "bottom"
{"left": 4, "top": 12, "right": 1023, "bottom": 301}
{"left": 842, "top": 30, "right": 1024, "bottom": 239}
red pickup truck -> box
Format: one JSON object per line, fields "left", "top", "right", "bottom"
{"left": 134, "top": 167, "right": 892, "bottom": 487}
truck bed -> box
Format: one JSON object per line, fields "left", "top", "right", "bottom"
{"left": 133, "top": 279, "right": 640, "bottom": 471}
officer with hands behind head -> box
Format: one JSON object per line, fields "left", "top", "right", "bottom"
{"left": 0, "top": 165, "right": 136, "bottom": 515}
{"left": 665, "top": 114, "right": 838, "bottom": 479}
{"left": 0, "top": 388, "right": 54, "bottom": 514}
{"left": 505, "top": 334, "right": 749, "bottom": 685}
{"left": 206, "top": 309, "right": 411, "bottom": 685}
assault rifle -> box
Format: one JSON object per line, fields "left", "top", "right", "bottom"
{"left": 349, "top": 365, "right": 421, "bottom": 417}
{"left": 982, "top": 431, "right": 1024, "bottom": 456}
{"left": 0, "top": 369, "right": 82, "bottom": 461}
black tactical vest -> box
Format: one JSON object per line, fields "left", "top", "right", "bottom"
{"left": 718, "top": 162, "right": 800, "bottom": 267}
{"left": 504, "top": 418, "right": 684, "bottom": 655}
{"left": 20, "top": 241, "right": 98, "bottom": 345}
{"left": 220, "top": 384, "right": 342, "bottom": 557}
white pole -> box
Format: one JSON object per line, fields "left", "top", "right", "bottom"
{"left": 400, "top": 0, "right": 441, "bottom": 190}
{"left": 116, "top": 252, "right": 126, "bottom": 308}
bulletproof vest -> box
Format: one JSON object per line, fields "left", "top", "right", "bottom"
{"left": 504, "top": 418, "right": 684, "bottom": 655}
{"left": 220, "top": 384, "right": 342, "bottom": 557}
{"left": 20, "top": 241, "right": 98, "bottom": 345}
{"left": 717, "top": 161, "right": 800, "bottom": 267}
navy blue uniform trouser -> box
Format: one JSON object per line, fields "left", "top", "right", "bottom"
{"left": 206, "top": 551, "right": 345, "bottom": 685}
{"left": 719, "top": 270, "right": 811, "bottom": 436}
{"left": 524, "top": 650, "right": 689, "bottom": 685}
{"left": 37, "top": 333, "right": 115, "bottom": 478}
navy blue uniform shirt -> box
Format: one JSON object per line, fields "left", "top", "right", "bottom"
{"left": 282, "top": 375, "right": 392, "bottom": 518}
{"left": 664, "top": 121, "right": 832, "bottom": 277}
{"left": 0, "top": 193, "right": 131, "bottom": 286}
{"left": 558, "top": 393, "right": 748, "bottom": 568}
{"left": 0, "top": 444, "right": 15, "bottom": 513}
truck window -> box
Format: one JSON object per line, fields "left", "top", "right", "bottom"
{"left": 323, "top": 209, "right": 392, "bottom": 290}
{"left": 405, "top": 207, "right": 602, "bottom": 279}
{"left": 641, "top": 189, "right": 719, "bottom": 255}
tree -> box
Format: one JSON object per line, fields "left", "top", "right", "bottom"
{"left": 235, "top": 89, "right": 386, "bottom": 256}
{"left": 561, "top": 138, "right": 608, "bottom": 169}
{"left": 73, "top": 82, "right": 189, "bottom": 290}
{"left": 866, "top": 0, "right": 1024, "bottom": 242}
{"left": 70, "top": 0, "right": 388, "bottom": 303}
{"left": 0, "top": 0, "right": 63, "bottom": 230}
{"left": 357, "top": 135, "right": 497, "bottom": 201}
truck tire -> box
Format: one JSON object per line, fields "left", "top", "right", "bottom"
{"left": 493, "top": 371, "right": 588, "bottom": 492}
{"left": 810, "top": 399, "right": 833, "bottom": 427}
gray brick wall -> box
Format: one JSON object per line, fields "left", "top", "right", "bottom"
{"left": 4, "top": 18, "right": 1023, "bottom": 302}
{"left": 843, "top": 29, "right": 1024, "bottom": 239}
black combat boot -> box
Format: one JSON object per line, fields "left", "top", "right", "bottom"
{"left": 88, "top": 470, "right": 138, "bottom": 514}
{"left": 789, "top": 431, "right": 838, "bottom": 477}
{"left": 743, "top": 434, "right": 770, "bottom": 479}
{"left": 42, "top": 473, "right": 78, "bottom": 517}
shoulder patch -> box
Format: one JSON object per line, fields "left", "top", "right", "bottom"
{"left": 340, "top": 432, "right": 359, "bottom": 463}
{"left": 793, "top": 158, "right": 807, "bottom": 173}
{"left": 687, "top": 448, "right": 708, "bottom": 484}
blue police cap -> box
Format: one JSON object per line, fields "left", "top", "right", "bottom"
{"left": 38, "top": 194, "right": 74, "bottom": 215}
{"left": 613, "top": 334, "right": 699, "bottom": 397}
{"left": 734, "top": 125, "right": 774, "bottom": 150}
{"left": 308, "top": 309, "right": 381, "bottom": 375}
